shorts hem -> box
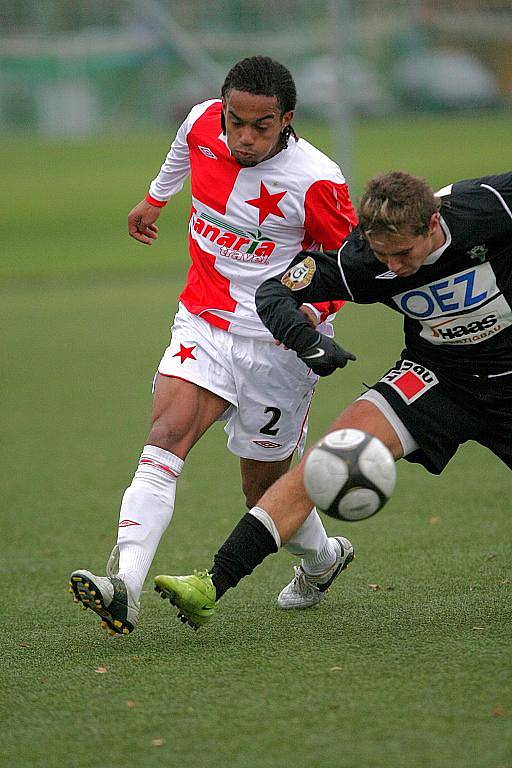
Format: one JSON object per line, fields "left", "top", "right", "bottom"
{"left": 228, "top": 445, "right": 296, "bottom": 462}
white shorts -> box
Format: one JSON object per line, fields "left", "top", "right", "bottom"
{"left": 157, "top": 304, "right": 318, "bottom": 461}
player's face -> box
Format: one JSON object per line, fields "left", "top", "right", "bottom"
{"left": 367, "top": 214, "right": 444, "bottom": 277}
{"left": 222, "top": 89, "right": 293, "bottom": 167}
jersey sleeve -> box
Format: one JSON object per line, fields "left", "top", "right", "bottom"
{"left": 303, "top": 180, "right": 358, "bottom": 250}
{"left": 302, "top": 299, "right": 345, "bottom": 324}
{"left": 478, "top": 172, "right": 512, "bottom": 231}
{"left": 255, "top": 250, "right": 351, "bottom": 351}
{"left": 147, "top": 115, "right": 192, "bottom": 203}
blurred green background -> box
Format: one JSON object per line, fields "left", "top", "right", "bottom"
{"left": 1, "top": 2, "right": 512, "bottom": 767}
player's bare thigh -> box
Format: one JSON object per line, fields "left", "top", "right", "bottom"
{"left": 326, "top": 399, "right": 404, "bottom": 459}
{"left": 149, "top": 373, "right": 230, "bottom": 459}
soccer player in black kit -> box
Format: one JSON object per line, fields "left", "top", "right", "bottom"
{"left": 154, "top": 170, "right": 512, "bottom": 630}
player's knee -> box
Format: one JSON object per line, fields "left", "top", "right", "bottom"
{"left": 147, "top": 414, "right": 191, "bottom": 454}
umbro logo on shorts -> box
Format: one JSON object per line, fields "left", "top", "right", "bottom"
{"left": 253, "top": 439, "right": 283, "bottom": 448}
{"left": 379, "top": 360, "right": 438, "bottom": 404}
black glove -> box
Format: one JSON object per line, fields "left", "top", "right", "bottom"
{"left": 297, "top": 333, "right": 356, "bottom": 376}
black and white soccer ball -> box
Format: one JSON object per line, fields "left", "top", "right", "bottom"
{"left": 303, "top": 428, "right": 396, "bottom": 521}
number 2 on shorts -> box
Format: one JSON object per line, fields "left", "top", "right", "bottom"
{"left": 260, "top": 406, "right": 282, "bottom": 436}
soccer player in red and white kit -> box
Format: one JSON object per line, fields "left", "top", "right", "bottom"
{"left": 69, "top": 57, "right": 357, "bottom": 635}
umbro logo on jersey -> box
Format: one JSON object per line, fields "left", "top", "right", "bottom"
{"left": 376, "top": 270, "right": 398, "bottom": 279}
{"left": 198, "top": 145, "right": 218, "bottom": 159}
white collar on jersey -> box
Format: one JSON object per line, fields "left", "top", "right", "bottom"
{"left": 423, "top": 216, "right": 452, "bottom": 265}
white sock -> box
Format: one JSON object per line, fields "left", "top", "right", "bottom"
{"left": 284, "top": 508, "right": 339, "bottom": 576}
{"left": 116, "top": 445, "right": 183, "bottom": 600}
{"left": 249, "top": 506, "right": 281, "bottom": 548}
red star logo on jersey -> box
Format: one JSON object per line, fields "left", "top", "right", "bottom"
{"left": 246, "top": 182, "right": 287, "bottom": 225}
{"left": 173, "top": 344, "right": 197, "bottom": 363}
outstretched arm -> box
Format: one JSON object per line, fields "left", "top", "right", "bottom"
{"left": 256, "top": 250, "right": 355, "bottom": 375}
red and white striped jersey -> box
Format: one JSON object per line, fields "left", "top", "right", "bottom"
{"left": 147, "top": 100, "right": 357, "bottom": 339}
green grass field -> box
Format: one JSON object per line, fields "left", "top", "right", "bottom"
{"left": 2, "top": 112, "right": 511, "bottom": 768}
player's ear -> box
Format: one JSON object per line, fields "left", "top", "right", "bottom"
{"left": 428, "top": 212, "right": 440, "bottom": 235}
{"left": 281, "top": 110, "right": 294, "bottom": 128}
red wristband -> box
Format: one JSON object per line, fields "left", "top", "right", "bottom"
{"left": 145, "top": 194, "right": 168, "bottom": 208}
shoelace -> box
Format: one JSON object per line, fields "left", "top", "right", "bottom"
{"left": 292, "top": 566, "right": 320, "bottom": 595}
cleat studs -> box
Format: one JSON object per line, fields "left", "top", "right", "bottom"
{"left": 123, "top": 628, "right": 130, "bottom": 635}
{"left": 107, "top": 629, "right": 117, "bottom": 636}
{"left": 71, "top": 576, "right": 81, "bottom": 582}
{"left": 113, "top": 620, "right": 122, "bottom": 628}
{"left": 80, "top": 604, "right": 88, "bottom": 611}
{"left": 73, "top": 597, "right": 79, "bottom": 604}
{"left": 100, "top": 621, "right": 108, "bottom": 629}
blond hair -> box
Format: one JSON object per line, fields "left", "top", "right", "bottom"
{"left": 358, "top": 171, "right": 441, "bottom": 238}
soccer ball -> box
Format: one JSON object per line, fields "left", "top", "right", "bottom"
{"left": 303, "top": 428, "right": 396, "bottom": 521}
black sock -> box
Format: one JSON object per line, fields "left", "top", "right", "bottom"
{"left": 210, "top": 512, "right": 279, "bottom": 600}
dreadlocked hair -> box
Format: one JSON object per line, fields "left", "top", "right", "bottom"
{"left": 221, "top": 56, "right": 298, "bottom": 148}
{"left": 358, "top": 171, "right": 441, "bottom": 239}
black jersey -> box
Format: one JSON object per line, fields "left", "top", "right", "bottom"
{"left": 256, "top": 172, "right": 512, "bottom": 378}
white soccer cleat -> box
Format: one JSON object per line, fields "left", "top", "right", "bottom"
{"left": 277, "top": 536, "right": 355, "bottom": 610}
{"left": 69, "top": 546, "right": 140, "bottom": 636}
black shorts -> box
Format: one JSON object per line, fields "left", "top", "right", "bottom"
{"left": 369, "top": 357, "right": 512, "bottom": 474}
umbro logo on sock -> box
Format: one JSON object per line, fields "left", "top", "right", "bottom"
{"left": 119, "top": 519, "right": 142, "bottom": 527}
